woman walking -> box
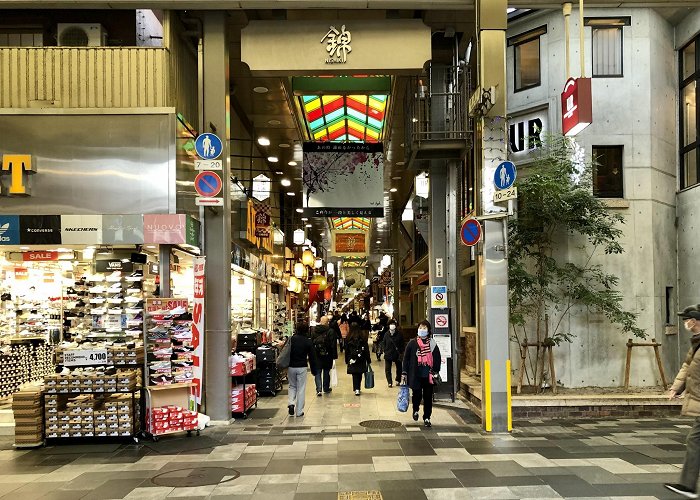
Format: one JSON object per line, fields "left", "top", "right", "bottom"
{"left": 345, "top": 322, "right": 371, "bottom": 396}
{"left": 382, "top": 319, "right": 405, "bottom": 387}
{"left": 287, "top": 322, "right": 318, "bottom": 418}
{"left": 401, "top": 320, "right": 441, "bottom": 427}
{"left": 338, "top": 316, "right": 350, "bottom": 353}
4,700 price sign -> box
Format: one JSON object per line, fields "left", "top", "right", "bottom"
{"left": 62, "top": 349, "right": 109, "bottom": 366}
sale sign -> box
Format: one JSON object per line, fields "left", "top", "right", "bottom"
{"left": 192, "top": 257, "right": 205, "bottom": 405}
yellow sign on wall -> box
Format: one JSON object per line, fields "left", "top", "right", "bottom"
{"left": 1, "top": 154, "right": 34, "bottom": 196}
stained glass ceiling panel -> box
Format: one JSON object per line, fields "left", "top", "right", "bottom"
{"left": 331, "top": 217, "right": 371, "bottom": 231}
{"left": 300, "top": 94, "right": 389, "bottom": 143}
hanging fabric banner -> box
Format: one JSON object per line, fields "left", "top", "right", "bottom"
{"left": 192, "top": 257, "right": 206, "bottom": 406}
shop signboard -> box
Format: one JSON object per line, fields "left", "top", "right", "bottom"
{"left": 144, "top": 214, "right": 187, "bottom": 244}
{"left": 302, "top": 142, "right": 384, "bottom": 217}
{"left": 332, "top": 231, "right": 368, "bottom": 257}
{"left": 186, "top": 216, "right": 200, "bottom": 248}
{"left": 19, "top": 215, "right": 61, "bottom": 245}
{"left": 62, "top": 349, "right": 109, "bottom": 366}
{"left": 95, "top": 259, "right": 134, "bottom": 273}
{"left": 1, "top": 154, "right": 35, "bottom": 196}
{"left": 561, "top": 77, "right": 593, "bottom": 136}
{"left": 192, "top": 257, "right": 205, "bottom": 405}
{"left": 255, "top": 211, "right": 271, "bottom": 238}
{"left": 23, "top": 251, "right": 58, "bottom": 262}
{"left": 0, "top": 215, "right": 20, "bottom": 245}
{"left": 509, "top": 107, "right": 547, "bottom": 160}
{"left": 60, "top": 215, "right": 103, "bottom": 245}
{"left": 102, "top": 215, "right": 144, "bottom": 244}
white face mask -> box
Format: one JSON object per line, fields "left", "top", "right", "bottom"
{"left": 389, "top": 325, "right": 396, "bottom": 332}
{"left": 417, "top": 328, "right": 429, "bottom": 338}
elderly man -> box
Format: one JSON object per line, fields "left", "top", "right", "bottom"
{"left": 665, "top": 305, "right": 700, "bottom": 499}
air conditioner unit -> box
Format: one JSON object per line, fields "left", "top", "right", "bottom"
{"left": 57, "top": 23, "right": 107, "bottom": 47}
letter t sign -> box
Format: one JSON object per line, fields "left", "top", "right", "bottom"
{"left": 1, "top": 154, "right": 35, "bottom": 196}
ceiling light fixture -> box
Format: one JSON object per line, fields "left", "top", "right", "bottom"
{"left": 301, "top": 217, "right": 308, "bottom": 221}
{"left": 305, "top": 224, "right": 312, "bottom": 228}
{"left": 257, "top": 137, "right": 270, "bottom": 146}
{"left": 287, "top": 192, "right": 295, "bottom": 196}
{"left": 253, "top": 86, "right": 269, "bottom": 93}
{"left": 268, "top": 119, "right": 281, "bottom": 126}
{"left": 296, "top": 208, "right": 304, "bottom": 213}
{"left": 281, "top": 179, "right": 291, "bottom": 187}
{"left": 288, "top": 161, "right": 298, "bottom": 166}
{"left": 390, "top": 187, "right": 398, "bottom": 193}
{"left": 279, "top": 143, "right": 290, "bottom": 148}
{"left": 267, "top": 156, "right": 279, "bottom": 163}
{"left": 276, "top": 171, "right": 284, "bottom": 175}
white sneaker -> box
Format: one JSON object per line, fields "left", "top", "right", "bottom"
{"left": 89, "top": 286, "right": 106, "bottom": 294}
{"left": 354, "top": 390, "right": 360, "bottom": 396}
{"left": 169, "top": 306, "right": 187, "bottom": 315}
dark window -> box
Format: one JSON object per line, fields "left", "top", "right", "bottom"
{"left": 681, "top": 36, "right": 699, "bottom": 189}
{"left": 585, "top": 18, "right": 629, "bottom": 77}
{"left": 0, "top": 29, "right": 43, "bottom": 47}
{"left": 509, "top": 26, "right": 546, "bottom": 92}
{"left": 593, "top": 146, "right": 624, "bottom": 198}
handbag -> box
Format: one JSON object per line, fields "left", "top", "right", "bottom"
{"left": 330, "top": 360, "right": 338, "bottom": 387}
{"left": 276, "top": 337, "right": 291, "bottom": 369}
{"left": 397, "top": 385, "right": 409, "bottom": 412}
{"left": 431, "top": 371, "right": 443, "bottom": 385}
{"left": 364, "top": 364, "right": 375, "bottom": 389}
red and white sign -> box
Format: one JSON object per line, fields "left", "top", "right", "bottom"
{"left": 561, "top": 77, "right": 592, "bottom": 136}
{"left": 434, "top": 313, "right": 449, "bottom": 329}
{"left": 192, "top": 257, "right": 205, "bottom": 406}
{"left": 23, "top": 251, "right": 58, "bottom": 261}
{"left": 14, "top": 267, "right": 28, "bottom": 280}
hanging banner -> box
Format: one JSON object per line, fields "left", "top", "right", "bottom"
{"left": 332, "top": 231, "right": 368, "bottom": 257}
{"left": 302, "top": 142, "right": 384, "bottom": 217}
{"left": 254, "top": 203, "right": 271, "bottom": 238}
{"left": 192, "top": 257, "right": 205, "bottom": 405}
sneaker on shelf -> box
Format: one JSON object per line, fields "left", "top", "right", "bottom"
{"left": 105, "top": 271, "right": 122, "bottom": 282}
{"left": 105, "top": 327, "right": 123, "bottom": 333}
{"left": 88, "top": 286, "right": 106, "bottom": 294}
{"left": 148, "top": 325, "right": 169, "bottom": 333}
{"left": 176, "top": 312, "right": 193, "bottom": 321}
{"left": 150, "top": 374, "right": 172, "bottom": 385}
{"left": 664, "top": 484, "right": 698, "bottom": 499}
{"left": 172, "top": 360, "right": 193, "bottom": 368}
{"left": 126, "top": 286, "right": 142, "bottom": 294}
{"left": 173, "top": 373, "right": 193, "bottom": 382}
{"left": 125, "top": 328, "right": 142, "bottom": 335}
{"left": 169, "top": 306, "right": 187, "bottom": 315}
{"left": 75, "top": 299, "right": 87, "bottom": 308}
{"left": 107, "top": 295, "right": 123, "bottom": 304}
{"left": 125, "top": 309, "right": 143, "bottom": 316}
{"left": 126, "top": 319, "right": 143, "bottom": 327}
{"left": 153, "top": 347, "right": 173, "bottom": 357}
{"left": 107, "top": 307, "right": 123, "bottom": 315}
{"left": 173, "top": 345, "right": 194, "bottom": 353}
{"left": 108, "top": 283, "right": 123, "bottom": 291}
{"left": 89, "top": 297, "right": 106, "bottom": 304}
{"left": 125, "top": 271, "right": 143, "bottom": 282}
{"left": 90, "top": 307, "right": 107, "bottom": 315}
{"left": 148, "top": 308, "right": 167, "bottom": 315}
{"left": 124, "top": 296, "right": 141, "bottom": 304}
{"left": 173, "top": 330, "right": 192, "bottom": 341}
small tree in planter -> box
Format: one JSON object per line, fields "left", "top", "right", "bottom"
{"left": 508, "top": 135, "right": 646, "bottom": 392}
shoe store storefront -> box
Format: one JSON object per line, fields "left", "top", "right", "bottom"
{"left": 0, "top": 111, "right": 204, "bottom": 445}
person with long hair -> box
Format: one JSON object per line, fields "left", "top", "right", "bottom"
{"left": 401, "top": 320, "right": 441, "bottom": 427}
{"left": 345, "top": 322, "right": 371, "bottom": 396}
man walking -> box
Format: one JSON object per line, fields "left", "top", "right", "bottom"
{"left": 665, "top": 305, "right": 700, "bottom": 499}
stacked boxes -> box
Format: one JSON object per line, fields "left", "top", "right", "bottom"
{"left": 231, "top": 383, "right": 256, "bottom": 414}
{"left": 45, "top": 369, "right": 140, "bottom": 394}
{"left": 12, "top": 385, "right": 43, "bottom": 446}
{"left": 45, "top": 393, "right": 138, "bottom": 438}
{"left": 148, "top": 405, "right": 198, "bottom": 435}
{"left": 230, "top": 352, "right": 256, "bottom": 376}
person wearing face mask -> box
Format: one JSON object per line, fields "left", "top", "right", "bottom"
{"left": 401, "top": 320, "right": 441, "bottom": 427}
{"left": 665, "top": 305, "right": 700, "bottom": 499}
{"left": 382, "top": 319, "right": 405, "bottom": 387}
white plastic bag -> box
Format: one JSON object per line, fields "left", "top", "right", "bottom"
{"left": 330, "top": 360, "right": 338, "bottom": 387}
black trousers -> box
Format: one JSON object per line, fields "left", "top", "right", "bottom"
{"left": 385, "top": 359, "right": 401, "bottom": 385}
{"left": 351, "top": 372, "right": 363, "bottom": 391}
{"left": 411, "top": 377, "right": 434, "bottom": 419}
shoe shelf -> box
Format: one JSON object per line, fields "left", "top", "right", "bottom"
{"left": 231, "top": 332, "right": 259, "bottom": 417}
{"left": 144, "top": 298, "right": 194, "bottom": 387}
{"left": 85, "top": 270, "right": 144, "bottom": 340}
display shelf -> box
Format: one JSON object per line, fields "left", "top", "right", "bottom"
{"left": 144, "top": 382, "right": 198, "bottom": 441}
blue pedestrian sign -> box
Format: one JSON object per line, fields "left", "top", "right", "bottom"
{"left": 494, "top": 161, "right": 517, "bottom": 190}
{"left": 195, "top": 133, "right": 223, "bottom": 160}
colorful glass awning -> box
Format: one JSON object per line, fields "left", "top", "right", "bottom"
{"left": 331, "top": 217, "right": 371, "bottom": 231}
{"left": 300, "top": 95, "right": 388, "bottom": 143}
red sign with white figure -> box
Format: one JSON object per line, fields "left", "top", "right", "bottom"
{"left": 561, "top": 77, "right": 593, "bottom": 136}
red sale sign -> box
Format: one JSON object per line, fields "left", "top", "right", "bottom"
{"left": 561, "top": 77, "right": 592, "bottom": 136}
{"left": 192, "top": 257, "right": 205, "bottom": 405}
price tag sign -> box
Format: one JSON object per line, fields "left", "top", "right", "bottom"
{"left": 63, "top": 349, "right": 109, "bottom": 366}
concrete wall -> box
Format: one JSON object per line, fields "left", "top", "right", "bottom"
{"left": 506, "top": 8, "right": 680, "bottom": 388}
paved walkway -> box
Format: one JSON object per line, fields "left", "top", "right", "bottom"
{"left": 0, "top": 358, "right": 693, "bottom": 499}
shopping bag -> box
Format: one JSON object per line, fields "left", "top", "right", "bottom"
{"left": 330, "top": 361, "right": 338, "bottom": 387}
{"left": 276, "top": 337, "right": 291, "bottom": 369}
{"left": 397, "top": 385, "right": 409, "bottom": 413}
{"left": 364, "top": 364, "right": 375, "bottom": 389}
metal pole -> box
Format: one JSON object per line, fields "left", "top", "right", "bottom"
{"left": 202, "top": 11, "right": 232, "bottom": 422}
{"left": 579, "top": 0, "right": 586, "bottom": 78}
{"left": 563, "top": 2, "right": 572, "bottom": 80}
{"left": 447, "top": 159, "right": 459, "bottom": 401}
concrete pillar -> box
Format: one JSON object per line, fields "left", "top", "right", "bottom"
{"left": 202, "top": 11, "right": 232, "bottom": 422}
{"left": 428, "top": 163, "right": 447, "bottom": 291}
{"left": 158, "top": 244, "right": 171, "bottom": 298}
{"left": 477, "top": 0, "right": 511, "bottom": 432}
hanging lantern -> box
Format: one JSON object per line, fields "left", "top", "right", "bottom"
{"left": 295, "top": 280, "right": 302, "bottom": 293}
{"left": 293, "top": 229, "right": 305, "bottom": 245}
{"left": 310, "top": 274, "right": 328, "bottom": 292}
{"left": 287, "top": 276, "right": 298, "bottom": 292}
{"left": 314, "top": 258, "right": 323, "bottom": 269}
{"left": 382, "top": 255, "right": 392, "bottom": 267}
{"left": 326, "top": 262, "right": 335, "bottom": 276}
{"left": 302, "top": 249, "right": 315, "bottom": 267}
{"left": 294, "top": 262, "right": 305, "bottom": 279}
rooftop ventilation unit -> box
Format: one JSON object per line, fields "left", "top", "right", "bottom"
{"left": 57, "top": 23, "right": 107, "bottom": 47}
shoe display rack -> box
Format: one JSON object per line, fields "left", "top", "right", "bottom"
{"left": 87, "top": 270, "right": 145, "bottom": 340}
{"left": 256, "top": 344, "right": 282, "bottom": 397}
{"left": 14, "top": 298, "right": 61, "bottom": 342}
{"left": 0, "top": 292, "right": 14, "bottom": 339}
{"left": 144, "top": 382, "right": 199, "bottom": 441}
{"left": 231, "top": 330, "right": 259, "bottom": 417}
{"left": 144, "top": 298, "right": 194, "bottom": 386}
{"left": 63, "top": 278, "right": 90, "bottom": 341}
{"left": 2, "top": 341, "right": 55, "bottom": 393}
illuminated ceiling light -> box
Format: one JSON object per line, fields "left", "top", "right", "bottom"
{"left": 305, "top": 224, "right": 312, "bottom": 228}
{"left": 281, "top": 179, "right": 292, "bottom": 187}
{"left": 287, "top": 192, "right": 295, "bottom": 196}
{"left": 376, "top": 240, "right": 381, "bottom": 244}
{"left": 314, "top": 258, "right": 323, "bottom": 269}
{"left": 257, "top": 137, "right": 270, "bottom": 146}
{"left": 267, "top": 156, "right": 279, "bottom": 163}
{"left": 268, "top": 119, "right": 281, "bottom": 125}
{"left": 392, "top": 176, "right": 401, "bottom": 180}
{"left": 288, "top": 161, "right": 298, "bottom": 166}
{"left": 382, "top": 255, "right": 391, "bottom": 267}
{"left": 396, "top": 161, "right": 405, "bottom": 166}
{"left": 389, "top": 187, "right": 398, "bottom": 193}
{"left": 276, "top": 171, "right": 284, "bottom": 175}
{"left": 279, "top": 143, "right": 290, "bottom": 148}
{"left": 296, "top": 208, "right": 304, "bottom": 213}
{"left": 301, "top": 217, "right": 308, "bottom": 221}
{"left": 253, "top": 86, "right": 269, "bottom": 93}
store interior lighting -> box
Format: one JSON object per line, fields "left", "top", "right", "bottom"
{"left": 257, "top": 137, "right": 270, "bottom": 146}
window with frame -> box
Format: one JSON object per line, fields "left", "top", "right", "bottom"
{"left": 592, "top": 146, "right": 624, "bottom": 198}
{"left": 681, "top": 37, "right": 699, "bottom": 189}
{"left": 585, "top": 17, "right": 629, "bottom": 78}
{"left": 0, "top": 27, "right": 43, "bottom": 47}
{"left": 509, "top": 25, "right": 546, "bottom": 92}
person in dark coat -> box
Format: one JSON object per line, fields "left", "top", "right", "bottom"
{"left": 345, "top": 322, "right": 371, "bottom": 396}
{"left": 382, "top": 319, "right": 405, "bottom": 387}
{"left": 401, "top": 320, "right": 441, "bottom": 427}
{"left": 373, "top": 313, "right": 389, "bottom": 361}
{"left": 287, "top": 322, "right": 318, "bottom": 418}
{"left": 311, "top": 315, "right": 337, "bottom": 396}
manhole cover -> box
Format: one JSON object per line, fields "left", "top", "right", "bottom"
{"left": 359, "top": 420, "right": 402, "bottom": 429}
{"left": 151, "top": 467, "right": 239, "bottom": 487}
{"left": 339, "top": 491, "right": 383, "bottom": 500}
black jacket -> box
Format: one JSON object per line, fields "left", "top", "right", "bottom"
{"left": 311, "top": 324, "right": 338, "bottom": 369}
{"left": 289, "top": 333, "right": 318, "bottom": 375}
{"left": 382, "top": 330, "right": 405, "bottom": 362}
{"left": 402, "top": 337, "right": 441, "bottom": 390}
{"left": 345, "top": 336, "right": 371, "bottom": 374}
